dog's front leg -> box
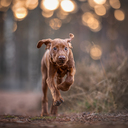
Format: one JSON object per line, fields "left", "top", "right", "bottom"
{"left": 57, "top": 67, "right": 75, "bottom": 91}
{"left": 46, "top": 77, "right": 64, "bottom": 106}
{"left": 46, "top": 64, "right": 64, "bottom": 106}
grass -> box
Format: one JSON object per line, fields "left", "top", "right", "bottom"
{"left": 4, "top": 115, "right": 15, "bottom": 118}
{"left": 30, "top": 116, "right": 56, "bottom": 121}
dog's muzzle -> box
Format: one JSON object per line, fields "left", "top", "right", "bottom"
{"left": 57, "top": 55, "right": 66, "bottom": 65}
{"left": 58, "top": 56, "right": 66, "bottom": 61}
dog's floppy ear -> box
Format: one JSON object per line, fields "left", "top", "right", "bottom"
{"left": 37, "top": 39, "right": 52, "bottom": 49}
{"left": 66, "top": 33, "right": 74, "bottom": 48}
{"left": 68, "top": 43, "right": 73, "bottom": 49}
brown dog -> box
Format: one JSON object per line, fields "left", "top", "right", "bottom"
{"left": 37, "top": 33, "right": 76, "bottom": 116}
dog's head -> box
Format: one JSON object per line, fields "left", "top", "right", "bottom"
{"left": 37, "top": 33, "right": 74, "bottom": 66}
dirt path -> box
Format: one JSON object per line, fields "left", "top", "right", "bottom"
{"left": 0, "top": 113, "right": 128, "bottom": 128}
{"left": 0, "top": 92, "right": 128, "bottom": 127}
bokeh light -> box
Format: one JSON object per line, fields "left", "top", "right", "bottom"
{"left": 42, "top": 11, "right": 54, "bottom": 18}
{"left": 87, "top": 17, "right": 99, "bottom": 29}
{"left": 49, "top": 18, "right": 62, "bottom": 30}
{"left": 57, "top": 11, "right": 68, "bottom": 20}
{"left": 89, "top": 19, "right": 101, "bottom": 32}
{"left": 14, "top": 7, "right": 28, "bottom": 21}
{"left": 61, "top": 0, "right": 75, "bottom": 12}
{"left": 114, "top": 10, "right": 125, "bottom": 21}
{"left": 25, "top": 0, "right": 38, "bottom": 10}
{"left": 88, "top": 18, "right": 101, "bottom": 32}
{"left": 94, "top": 5, "right": 106, "bottom": 16}
{"left": 109, "top": 0, "right": 121, "bottom": 9}
{"left": 12, "top": 1, "right": 26, "bottom": 12}
{"left": 42, "top": 0, "right": 59, "bottom": 11}
{"left": 11, "top": 0, "right": 28, "bottom": 21}
{"left": 93, "top": 0, "right": 106, "bottom": 5}
{"left": 62, "top": 16, "right": 72, "bottom": 23}
{"left": 88, "top": 0, "right": 97, "bottom": 8}
{"left": 1, "top": 0, "right": 11, "bottom": 7}
{"left": 90, "top": 45, "right": 102, "bottom": 60}
{"left": 82, "top": 12, "right": 94, "bottom": 26}
{"left": 82, "top": 12, "right": 101, "bottom": 32}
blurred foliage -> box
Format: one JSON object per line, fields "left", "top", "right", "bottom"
{"left": 59, "top": 46, "right": 128, "bottom": 113}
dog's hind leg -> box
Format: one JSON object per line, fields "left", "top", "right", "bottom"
{"left": 41, "top": 63, "right": 49, "bottom": 116}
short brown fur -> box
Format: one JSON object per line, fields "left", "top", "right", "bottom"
{"left": 37, "top": 33, "right": 76, "bottom": 116}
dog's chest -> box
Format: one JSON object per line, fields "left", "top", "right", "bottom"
{"left": 57, "top": 65, "right": 68, "bottom": 75}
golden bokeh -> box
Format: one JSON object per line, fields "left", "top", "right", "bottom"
{"left": 57, "top": 11, "right": 68, "bottom": 20}
{"left": 93, "top": 0, "right": 106, "bottom": 5}
{"left": 42, "top": 0, "right": 59, "bottom": 11}
{"left": 94, "top": 5, "right": 106, "bottom": 16}
{"left": 62, "top": 16, "right": 72, "bottom": 23}
{"left": 42, "top": 11, "right": 54, "bottom": 18}
{"left": 61, "top": 0, "right": 75, "bottom": 12}
{"left": 114, "top": 10, "right": 125, "bottom": 21}
{"left": 90, "top": 45, "right": 102, "bottom": 60}
{"left": 88, "top": 0, "right": 97, "bottom": 8}
{"left": 90, "top": 22, "right": 102, "bottom": 32}
{"left": 87, "top": 17, "right": 98, "bottom": 29}
{"left": 25, "top": 0, "right": 38, "bottom": 10}
{"left": 12, "top": 0, "right": 25, "bottom": 12}
{"left": 87, "top": 18, "right": 101, "bottom": 32}
{"left": 109, "top": 0, "right": 120, "bottom": 9}
{"left": 82, "top": 12, "right": 94, "bottom": 26}
{"left": 49, "top": 18, "right": 62, "bottom": 30}
{"left": 12, "top": 0, "right": 28, "bottom": 21}
{"left": 1, "top": 0, "right": 11, "bottom": 7}
{"left": 82, "top": 12, "right": 101, "bottom": 32}
{"left": 14, "top": 7, "right": 28, "bottom": 21}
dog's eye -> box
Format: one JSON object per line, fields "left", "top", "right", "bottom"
{"left": 53, "top": 47, "right": 57, "bottom": 50}
{"left": 65, "top": 47, "right": 68, "bottom": 50}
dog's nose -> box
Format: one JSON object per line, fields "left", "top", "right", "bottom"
{"left": 58, "top": 56, "right": 66, "bottom": 60}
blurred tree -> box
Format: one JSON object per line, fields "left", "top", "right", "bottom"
{"left": 0, "top": 12, "right": 5, "bottom": 77}
{"left": 4, "top": 9, "right": 17, "bottom": 89}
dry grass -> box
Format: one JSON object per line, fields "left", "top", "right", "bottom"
{"left": 59, "top": 46, "right": 128, "bottom": 113}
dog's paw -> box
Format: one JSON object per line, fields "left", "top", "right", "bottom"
{"left": 41, "top": 112, "right": 49, "bottom": 117}
{"left": 53, "top": 97, "right": 64, "bottom": 106}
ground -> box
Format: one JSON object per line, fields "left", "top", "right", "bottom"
{"left": 0, "top": 113, "right": 128, "bottom": 128}
{"left": 0, "top": 92, "right": 128, "bottom": 128}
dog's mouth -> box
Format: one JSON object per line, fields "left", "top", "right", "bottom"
{"left": 56, "top": 60, "right": 66, "bottom": 66}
